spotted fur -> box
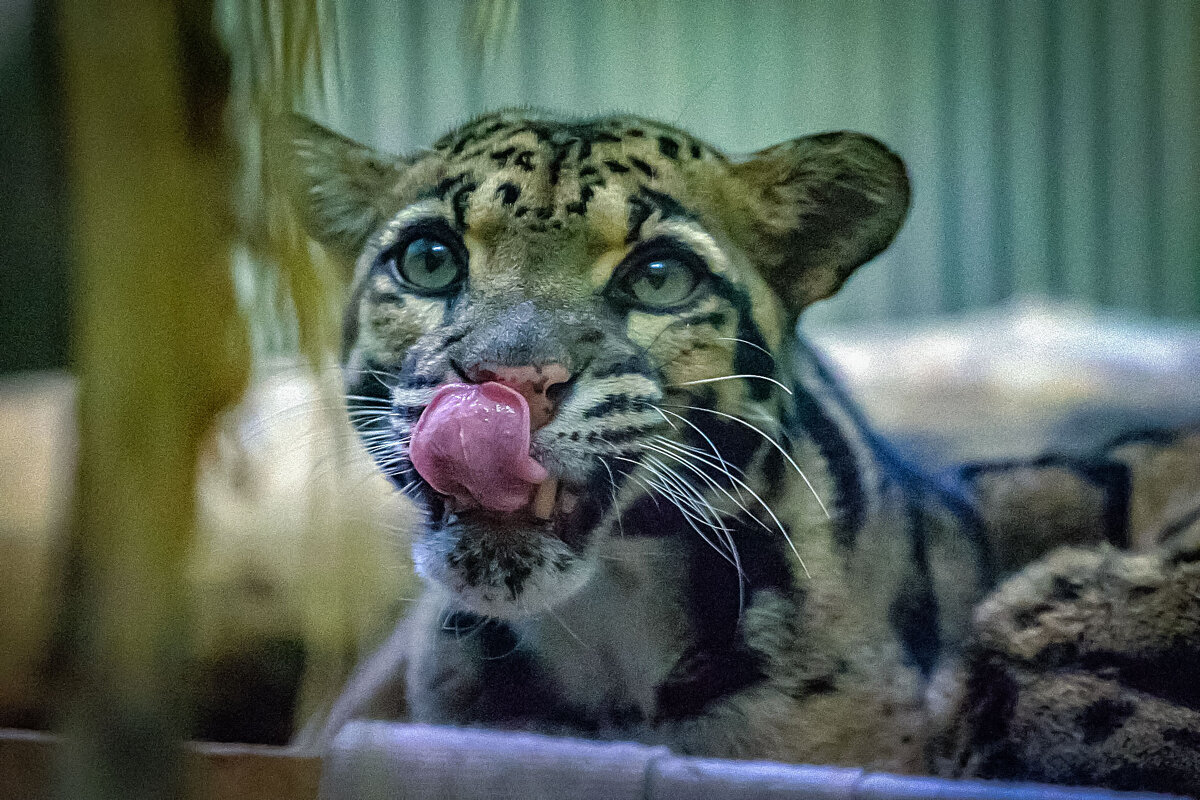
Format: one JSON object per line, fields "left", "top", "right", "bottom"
{"left": 958, "top": 425, "right": 1200, "bottom": 571}
{"left": 289, "top": 110, "right": 1200, "bottom": 786}
{"left": 931, "top": 518, "right": 1200, "bottom": 796}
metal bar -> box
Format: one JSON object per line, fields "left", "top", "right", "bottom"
{"left": 321, "top": 722, "right": 1185, "bottom": 800}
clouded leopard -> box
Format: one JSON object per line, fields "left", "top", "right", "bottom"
{"left": 290, "top": 110, "right": 1200, "bottom": 791}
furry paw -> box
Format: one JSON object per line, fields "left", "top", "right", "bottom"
{"left": 936, "top": 527, "right": 1200, "bottom": 794}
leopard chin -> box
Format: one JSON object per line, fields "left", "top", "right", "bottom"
{"left": 410, "top": 480, "right": 603, "bottom": 619}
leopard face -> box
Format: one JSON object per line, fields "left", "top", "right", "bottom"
{"left": 291, "top": 110, "right": 908, "bottom": 619}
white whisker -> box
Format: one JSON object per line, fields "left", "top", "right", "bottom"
{"left": 643, "top": 440, "right": 760, "bottom": 529}
{"left": 650, "top": 436, "right": 811, "bottom": 580}
{"left": 715, "top": 336, "right": 776, "bottom": 363}
{"left": 669, "top": 374, "right": 793, "bottom": 396}
{"left": 641, "top": 452, "right": 748, "bottom": 610}
{"left": 596, "top": 457, "right": 626, "bottom": 538}
{"left": 649, "top": 405, "right": 750, "bottom": 503}
{"left": 619, "top": 453, "right": 747, "bottom": 613}
{"left": 660, "top": 403, "right": 830, "bottom": 520}
{"left": 651, "top": 406, "right": 679, "bottom": 430}
{"left": 544, "top": 605, "right": 591, "bottom": 651}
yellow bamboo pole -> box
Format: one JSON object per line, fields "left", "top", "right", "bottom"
{"left": 55, "top": 2, "right": 247, "bottom": 798}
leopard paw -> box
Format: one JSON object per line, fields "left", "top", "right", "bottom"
{"left": 936, "top": 531, "right": 1200, "bottom": 794}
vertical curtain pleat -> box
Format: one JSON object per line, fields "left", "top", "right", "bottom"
{"left": 1159, "top": 0, "right": 1200, "bottom": 319}
{"left": 1005, "top": 0, "right": 1052, "bottom": 300}
{"left": 1057, "top": 0, "right": 1102, "bottom": 306}
{"left": 1105, "top": 0, "right": 1154, "bottom": 311}
{"left": 1041, "top": 0, "right": 1066, "bottom": 300}
{"left": 338, "top": 0, "right": 1198, "bottom": 324}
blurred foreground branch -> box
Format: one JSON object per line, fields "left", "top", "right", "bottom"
{"left": 55, "top": 2, "right": 248, "bottom": 798}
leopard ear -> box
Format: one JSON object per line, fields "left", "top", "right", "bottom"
{"left": 726, "top": 131, "right": 910, "bottom": 314}
{"left": 284, "top": 114, "right": 410, "bottom": 259}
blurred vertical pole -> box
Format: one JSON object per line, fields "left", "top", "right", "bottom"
{"left": 55, "top": 1, "right": 247, "bottom": 799}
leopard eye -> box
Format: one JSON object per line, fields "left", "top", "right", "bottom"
{"left": 612, "top": 253, "right": 704, "bottom": 310}
{"left": 390, "top": 236, "right": 465, "bottom": 294}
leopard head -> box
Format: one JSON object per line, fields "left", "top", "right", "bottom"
{"left": 290, "top": 110, "right": 908, "bottom": 619}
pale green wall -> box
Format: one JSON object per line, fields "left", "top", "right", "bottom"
{"left": 329, "top": 0, "right": 1199, "bottom": 326}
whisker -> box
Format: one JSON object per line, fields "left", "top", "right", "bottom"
{"left": 355, "top": 432, "right": 403, "bottom": 446}
{"left": 715, "top": 336, "right": 776, "bottom": 363}
{"left": 619, "top": 459, "right": 721, "bottom": 538}
{"left": 668, "top": 374, "right": 793, "bottom": 396}
{"left": 643, "top": 441, "right": 760, "bottom": 529}
{"left": 229, "top": 398, "right": 365, "bottom": 432}
{"left": 649, "top": 436, "right": 811, "bottom": 580}
{"left": 659, "top": 403, "right": 831, "bottom": 520}
{"left": 345, "top": 406, "right": 393, "bottom": 416}
{"left": 596, "top": 457, "right": 627, "bottom": 538}
{"left": 624, "top": 462, "right": 724, "bottom": 544}
{"left": 618, "top": 454, "right": 744, "bottom": 585}
{"left": 544, "top": 604, "right": 591, "bottom": 651}
{"left": 343, "top": 364, "right": 400, "bottom": 387}
{"left": 641, "top": 452, "right": 747, "bottom": 608}
{"left": 649, "top": 405, "right": 750, "bottom": 502}
{"left": 642, "top": 455, "right": 735, "bottom": 535}
{"left": 440, "top": 607, "right": 486, "bottom": 641}
{"left": 651, "top": 406, "right": 679, "bottom": 431}
{"left": 343, "top": 394, "right": 393, "bottom": 405}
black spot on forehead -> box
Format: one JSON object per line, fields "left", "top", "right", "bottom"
{"left": 514, "top": 150, "right": 536, "bottom": 171}
{"left": 434, "top": 172, "right": 469, "bottom": 200}
{"left": 629, "top": 157, "right": 656, "bottom": 179}
{"left": 639, "top": 187, "right": 693, "bottom": 222}
{"left": 624, "top": 186, "right": 698, "bottom": 241}
{"left": 450, "top": 181, "right": 477, "bottom": 228}
{"left": 547, "top": 143, "right": 572, "bottom": 186}
{"left": 425, "top": 113, "right": 726, "bottom": 228}
{"left": 435, "top": 112, "right": 725, "bottom": 164}
{"left": 496, "top": 182, "right": 521, "bottom": 206}
{"left": 626, "top": 195, "right": 654, "bottom": 244}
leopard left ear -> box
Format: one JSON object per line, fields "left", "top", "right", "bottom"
{"left": 283, "top": 114, "right": 412, "bottom": 260}
{"left": 725, "top": 131, "right": 910, "bottom": 315}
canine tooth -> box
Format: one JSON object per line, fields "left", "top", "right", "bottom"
{"left": 532, "top": 478, "right": 558, "bottom": 519}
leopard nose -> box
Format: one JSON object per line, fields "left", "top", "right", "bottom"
{"left": 462, "top": 362, "right": 571, "bottom": 430}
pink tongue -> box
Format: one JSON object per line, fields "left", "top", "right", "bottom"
{"left": 409, "top": 382, "right": 548, "bottom": 513}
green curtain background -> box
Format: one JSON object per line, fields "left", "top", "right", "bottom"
{"left": 2, "top": 0, "right": 1197, "bottom": 375}
{"left": 333, "top": 0, "right": 1200, "bottom": 328}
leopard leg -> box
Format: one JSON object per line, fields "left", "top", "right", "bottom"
{"left": 934, "top": 527, "right": 1200, "bottom": 794}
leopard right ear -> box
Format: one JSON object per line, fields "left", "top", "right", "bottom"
{"left": 724, "top": 131, "right": 910, "bottom": 316}
{"left": 283, "top": 114, "right": 411, "bottom": 259}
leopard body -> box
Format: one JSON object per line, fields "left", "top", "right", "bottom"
{"left": 290, "top": 111, "right": 1200, "bottom": 791}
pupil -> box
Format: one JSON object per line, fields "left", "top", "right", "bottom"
{"left": 421, "top": 242, "right": 444, "bottom": 273}
{"left": 644, "top": 262, "right": 670, "bottom": 290}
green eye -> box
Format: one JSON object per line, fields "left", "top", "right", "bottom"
{"left": 392, "top": 236, "right": 465, "bottom": 293}
{"left": 617, "top": 255, "right": 703, "bottom": 309}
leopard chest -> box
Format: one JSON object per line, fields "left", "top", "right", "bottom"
{"left": 510, "top": 537, "right": 689, "bottom": 725}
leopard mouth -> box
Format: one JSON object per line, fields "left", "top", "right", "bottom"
{"left": 440, "top": 474, "right": 579, "bottom": 519}
{"left": 405, "top": 378, "right": 597, "bottom": 535}
{"left": 426, "top": 473, "right": 586, "bottom": 535}
{"left": 412, "top": 472, "right": 600, "bottom": 618}
{"left": 399, "top": 376, "right": 617, "bottom": 615}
